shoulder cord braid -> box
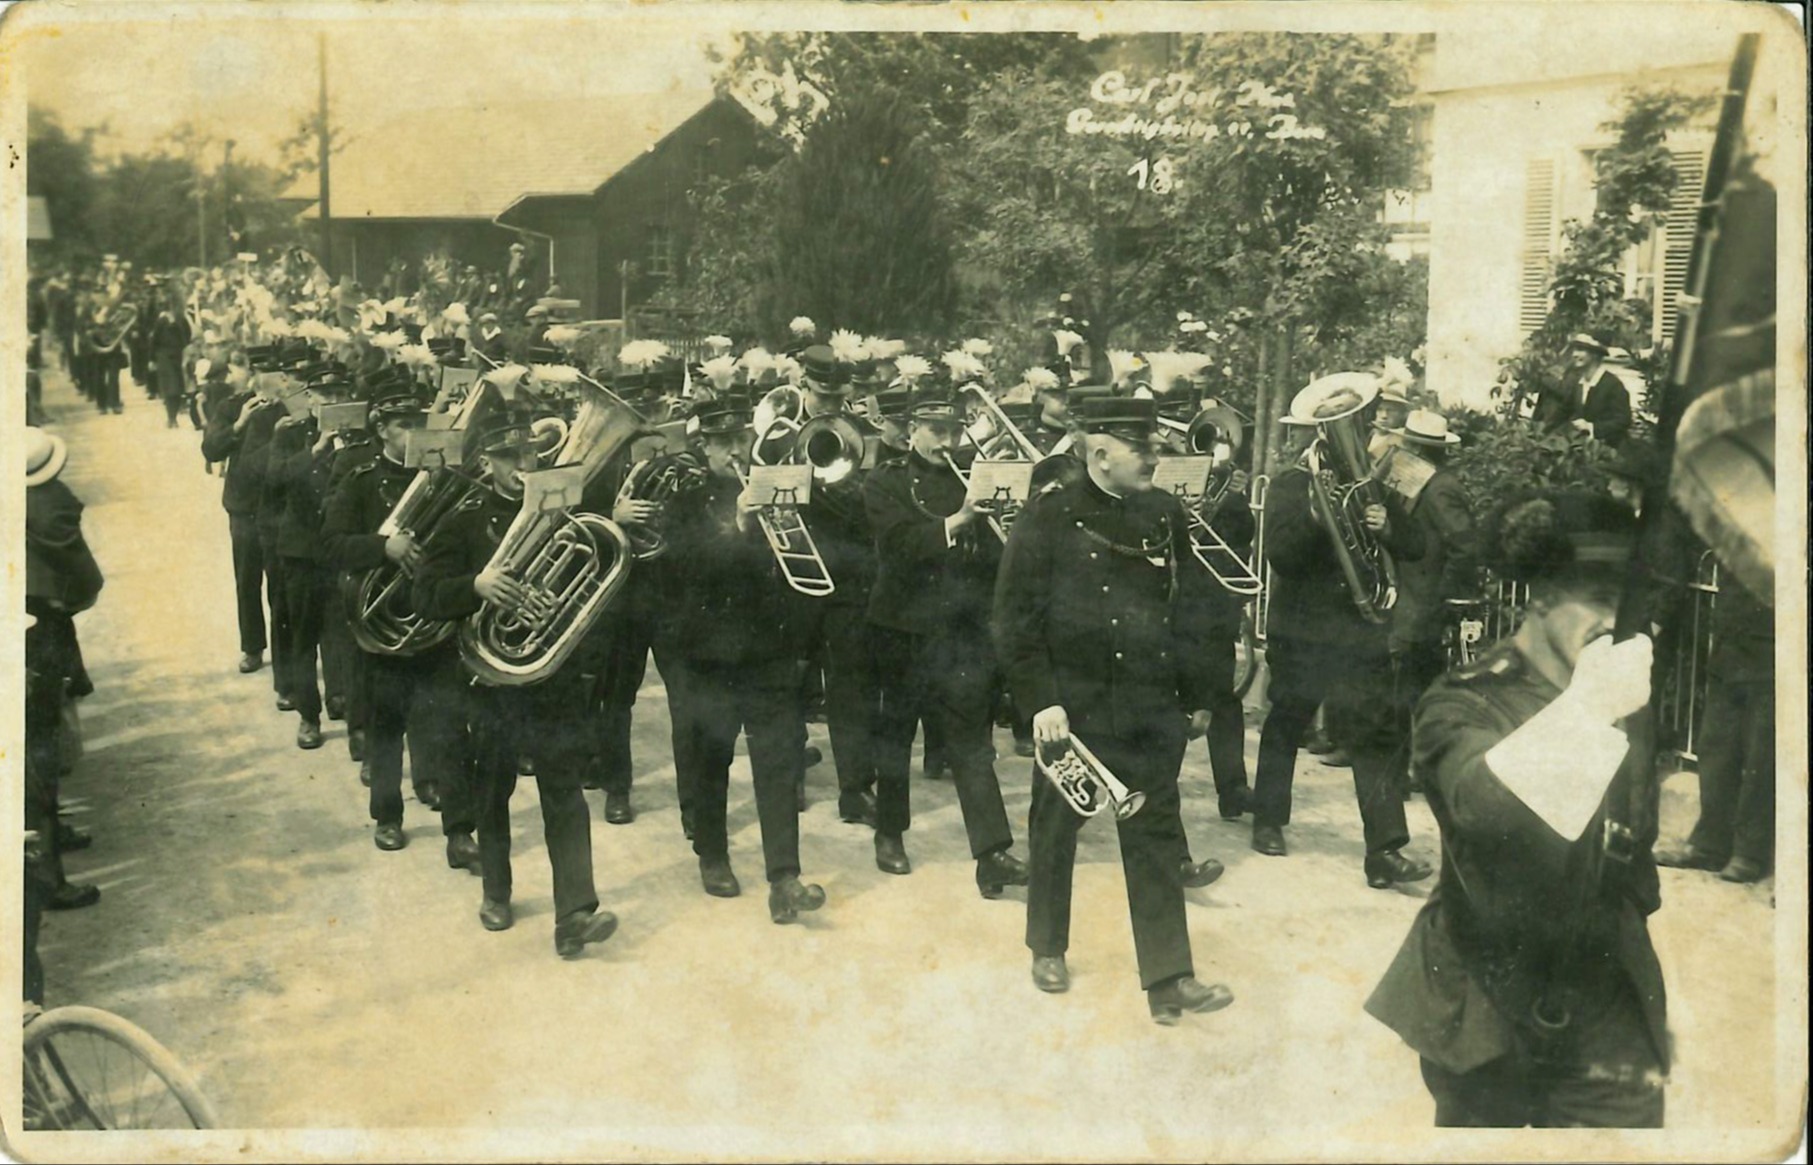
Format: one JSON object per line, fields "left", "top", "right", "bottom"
{"left": 1071, "top": 511, "right": 1180, "bottom": 602}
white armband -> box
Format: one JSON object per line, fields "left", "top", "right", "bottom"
{"left": 1483, "top": 695, "right": 1629, "bottom": 842}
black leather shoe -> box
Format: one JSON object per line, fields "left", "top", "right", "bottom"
{"left": 359, "top": 759, "right": 372, "bottom": 788}
{"left": 1014, "top": 739, "right": 1037, "bottom": 759}
{"left": 518, "top": 756, "right": 537, "bottom": 776}
{"left": 1180, "top": 857, "right": 1225, "bottom": 889}
{"left": 1218, "top": 786, "right": 1252, "bottom": 820}
{"left": 415, "top": 782, "right": 442, "bottom": 811}
{"left": 1365, "top": 849, "right": 1433, "bottom": 889}
{"left": 1718, "top": 857, "right": 1767, "bottom": 884}
{"left": 479, "top": 898, "right": 513, "bottom": 932}
{"left": 802, "top": 745, "right": 824, "bottom": 768}
{"left": 324, "top": 696, "right": 347, "bottom": 722}
{"left": 1319, "top": 748, "right": 1353, "bottom": 768}
{"left": 874, "top": 832, "right": 911, "bottom": 875}
{"left": 348, "top": 728, "right": 366, "bottom": 763}
{"left": 1304, "top": 732, "right": 1336, "bottom": 756}
{"left": 681, "top": 805, "right": 696, "bottom": 842}
{"left": 1655, "top": 843, "right": 1724, "bottom": 871}
{"left": 555, "top": 909, "right": 619, "bottom": 957}
{"left": 239, "top": 652, "right": 264, "bottom": 674}
{"left": 446, "top": 832, "right": 481, "bottom": 872}
{"left": 839, "top": 789, "right": 879, "bottom": 828}
{"left": 604, "top": 790, "right": 634, "bottom": 825}
{"left": 1251, "top": 824, "right": 1286, "bottom": 857}
{"left": 55, "top": 821, "right": 93, "bottom": 853}
{"left": 923, "top": 753, "right": 952, "bottom": 780}
{"left": 977, "top": 850, "right": 1029, "bottom": 899}
{"left": 48, "top": 882, "right": 101, "bottom": 911}
{"left": 297, "top": 719, "right": 324, "bottom": 750}
{"left": 1031, "top": 955, "right": 1069, "bottom": 994}
{"left": 276, "top": 694, "right": 297, "bottom": 712}
{"left": 374, "top": 823, "right": 407, "bottom": 851}
{"left": 1148, "top": 976, "right": 1234, "bottom": 1025}
{"left": 768, "top": 875, "right": 826, "bottom": 924}
{"left": 700, "top": 857, "right": 741, "bottom": 898}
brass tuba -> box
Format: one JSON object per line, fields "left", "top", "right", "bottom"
{"left": 1298, "top": 375, "right": 1398, "bottom": 623}
{"left": 619, "top": 449, "right": 710, "bottom": 560}
{"left": 457, "top": 385, "right": 642, "bottom": 686}
{"left": 88, "top": 301, "right": 140, "bottom": 355}
{"left": 1036, "top": 734, "right": 1146, "bottom": 820}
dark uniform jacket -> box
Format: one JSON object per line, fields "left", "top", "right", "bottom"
{"left": 201, "top": 394, "right": 284, "bottom": 516}
{"left": 1261, "top": 463, "right": 1425, "bottom": 654}
{"left": 1532, "top": 368, "right": 1632, "bottom": 448}
{"left": 664, "top": 473, "right": 795, "bottom": 666}
{"left": 26, "top": 480, "right": 103, "bottom": 614}
{"left": 270, "top": 427, "right": 345, "bottom": 562}
{"left": 994, "top": 477, "right": 1211, "bottom": 740}
{"left": 863, "top": 452, "right": 1002, "bottom": 638}
{"left": 1180, "top": 483, "right": 1256, "bottom": 634}
{"left": 321, "top": 453, "right": 419, "bottom": 575}
{"left": 797, "top": 408, "right": 878, "bottom": 607}
{"left": 1364, "top": 642, "right": 1667, "bottom": 1076}
{"left": 1389, "top": 463, "right": 1475, "bottom": 654}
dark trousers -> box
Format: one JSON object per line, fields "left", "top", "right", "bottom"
{"left": 261, "top": 540, "right": 291, "bottom": 697}
{"left": 365, "top": 645, "right": 473, "bottom": 833}
{"left": 468, "top": 673, "right": 600, "bottom": 919}
{"left": 279, "top": 558, "right": 328, "bottom": 722}
{"left": 1419, "top": 982, "right": 1665, "bottom": 1127}
{"left": 870, "top": 625, "right": 1013, "bottom": 858}
{"left": 586, "top": 613, "right": 653, "bottom": 796}
{"left": 1200, "top": 624, "right": 1251, "bottom": 809}
{"left": 688, "top": 657, "right": 802, "bottom": 884}
{"left": 1387, "top": 639, "right": 1448, "bottom": 794}
{"left": 1254, "top": 635, "right": 1410, "bottom": 856}
{"left": 24, "top": 611, "right": 75, "bottom": 892}
{"left": 94, "top": 360, "right": 121, "bottom": 412}
{"left": 1687, "top": 671, "right": 1775, "bottom": 867}
{"left": 795, "top": 600, "right": 881, "bottom": 804}
{"left": 228, "top": 512, "right": 268, "bottom": 655}
{"left": 656, "top": 638, "right": 701, "bottom": 814}
{"left": 1026, "top": 714, "right": 1194, "bottom": 989}
{"left": 319, "top": 577, "right": 356, "bottom": 714}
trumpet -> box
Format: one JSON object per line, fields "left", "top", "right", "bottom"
{"left": 733, "top": 461, "right": 836, "bottom": 597}
{"left": 1037, "top": 734, "right": 1146, "bottom": 820}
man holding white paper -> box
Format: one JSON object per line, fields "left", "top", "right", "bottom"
{"left": 1366, "top": 492, "right": 1669, "bottom": 1127}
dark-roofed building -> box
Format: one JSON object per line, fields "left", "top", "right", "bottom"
{"left": 495, "top": 95, "right": 760, "bottom": 322}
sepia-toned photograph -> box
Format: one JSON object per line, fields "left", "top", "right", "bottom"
{"left": 1, "top": 1, "right": 1804, "bottom": 1160}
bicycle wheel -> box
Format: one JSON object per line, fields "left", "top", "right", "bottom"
{"left": 21, "top": 1006, "right": 219, "bottom": 1130}
{"left": 1231, "top": 604, "right": 1260, "bottom": 701}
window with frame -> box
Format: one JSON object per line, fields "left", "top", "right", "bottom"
{"left": 645, "top": 225, "right": 677, "bottom": 283}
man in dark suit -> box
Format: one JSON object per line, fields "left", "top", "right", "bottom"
{"left": 1532, "top": 334, "right": 1632, "bottom": 448}
{"left": 1252, "top": 375, "right": 1433, "bottom": 888}
{"left": 994, "top": 395, "right": 1232, "bottom": 1024}
{"left": 1366, "top": 492, "right": 1666, "bottom": 1127}
{"left": 1382, "top": 409, "right": 1477, "bottom": 797}
{"left": 862, "top": 385, "right": 1029, "bottom": 893}
{"left": 201, "top": 353, "right": 287, "bottom": 675}
{"left": 663, "top": 396, "right": 827, "bottom": 925}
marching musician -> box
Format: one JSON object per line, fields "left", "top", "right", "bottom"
{"left": 862, "top": 385, "right": 1030, "bottom": 892}
{"left": 1366, "top": 493, "right": 1665, "bottom": 1126}
{"left": 201, "top": 351, "right": 287, "bottom": 676}
{"left": 409, "top": 418, "right": 621, "bottom": 955}
{"left": 663, "top": 396, "right": 828, "bottom": 924}
{"left": 1251, "top": 378, "right": 1432, "bottom": 889}
{"left": 994, "top": 395, "right": 1232, "bottom": 1022}
{"left": 321, "top": 393, "right": 478, "bottom": 865}
{"left": 792, "top": 344, "right": 882, "bottom": 828}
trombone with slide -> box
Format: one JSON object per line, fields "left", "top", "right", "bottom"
{"left": 1160, "top": 399, "right": 1265, "bottom": 596}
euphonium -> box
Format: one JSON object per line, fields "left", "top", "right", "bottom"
{"left": 457, "top": 386, "right": 642, "bottom": 685}
{"left": 1301, "top": 383, "right": 1398, "bottom": 623}
{"left": 88, "top": 301, "right": 140, "bottom": 354}
{"left": 620, "top": 449, "right": 709, "bottom": 560}
{"left": 344, "top": 466, "right": 489, "bottom": 656}
{"left": 1036, "top": 735, "right": 1146, "bottom": 820}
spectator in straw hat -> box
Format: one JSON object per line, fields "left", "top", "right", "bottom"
{"left": 1532, "top": 334, "right": 1631, "bottom": 448}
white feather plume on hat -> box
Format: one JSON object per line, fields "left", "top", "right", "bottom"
{"left": 737, "top": 347, "right": 776, "bottom": 376}
{"left": 1107, "top": 349, "right": 1148, "bottom": 385}
{"left": 1142, "top": 351, "right": 1214, "bottom": 394}
{"left": 961, "top": 337, "right": 993, "bottom": 357}
{"left": 704, "top": 334, "right": 733, "bottom": 351}
{"left": 442, "top": 302, "right": 471, "bottom": 326}
{"left": 369, "top": 330, "right": 406, "bottom": 351}
{"left": 1023, "top": 366, "right": 1060, "bottom": 392}
{"left": 828, "top": 329, "right": 866, "bottom": 363}
{"left": 865, "top": 337, "right": 906, "bottom": 360}
{"left": 618, "top": 339, "right": 671, "bottom": 369}
{"left": 1051, "top": 329, "right": 1085, "bottom": 355}
{"left": 700, "top": 355, "right": 740, "bottom": 391}
{"left": 531, "top": 363, "right": 580, "bottom": 385}
{"left": 774, "top": 355, "right": 804, "bottom": 385}
{"left": 396, "top": 344, "right": 437, "bottom": 368}
{"left": 1378, "top": 355, "right": 1416, "bottom": 396}
{"left": 544, "top": 325, "right": 584, "bottom": 349}
{"left": 788, "top": 316, "right": 816, "bottom": 336}
{"left": 482, "top": 363, "right": 529, "bottom": 387}
{"left": 940, "top": 349, "right": 987, "bottom": 383}
{"left": 893, "top": 354, "right": 932, "bottom": 384}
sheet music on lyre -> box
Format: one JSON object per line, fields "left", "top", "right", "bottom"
{"left": 1150, "top": 456, "right": 1215, "bottom": 502}
{"left": 964, "top": 459, "right": 1034, "bottom": 506}
{"left": 521, "top": 466, "right": 588, "bottom": 514}
{"left": 403, "top": 428, "right": 467, "bottom": 471}
{"left": 747, "top": 464, "right": 812, "bottom": 507}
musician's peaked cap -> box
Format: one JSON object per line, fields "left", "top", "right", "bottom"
{"left": 1282, "top": 372, "right": 1380, "bottom": 426}
{"left": 1076, "top": 394, "right": 1158, "bottom": 440}
{"left": 370, "top": 392, "right": 429, "bottom": 422}
{"left": 907, "top": 384, "right": 960, "bottom": 422}
{"left": 693, "top": 395, "right": 754, "bottom": 436}
{"left": 869, "top": 384, "right": 913, "bottom": 421}
{"left": 799, "top": 345, "right": 852, "bottom": 390}
{"left": 475, "top": 418, "right": 540, "bottom": 455}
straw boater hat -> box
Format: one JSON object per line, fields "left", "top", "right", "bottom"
{"left": 25, "top": 427, "right": 68, "bottom": 487}
{"left": 1567, "top": 333, "right": 1609, "bottom": 356}
{"left": 1281, "top": 372, "right": 1381, "bottom": 426}
{"left": 1399, "top": 408, "right": 1461, "bottom": 447}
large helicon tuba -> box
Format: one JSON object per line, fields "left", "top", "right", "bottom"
{"left": 1296, "top": 373, "right": 1398, "bottom": 624}
{"left": 457, "top": 384, "right": 641, "bottom": 686}
{"left": 1036, "top": 735, "right": 1146, "bottom": 820}
{"left": 344, "top": 383, "right": 506, "bottom": 656}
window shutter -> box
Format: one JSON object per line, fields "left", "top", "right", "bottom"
{"left": 1659, "top": 149, "right": 1707, "bottom": 343}
{"left": 1519, "top": 158, "right": 1558, "bottom": 333}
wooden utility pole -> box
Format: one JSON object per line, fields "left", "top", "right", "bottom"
{"left": 316, "top": 31, "right": 333, "bottom": 276}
